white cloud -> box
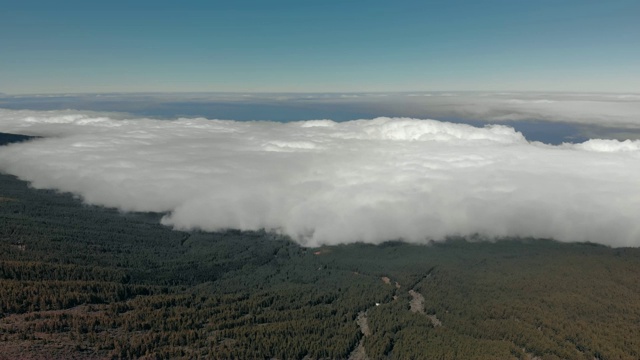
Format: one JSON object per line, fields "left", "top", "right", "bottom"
{"left": 319, "top": 92, "right": 640, "bottom": 130}
{"left": 1, "top": 109, "right": 640, "bottom": 247}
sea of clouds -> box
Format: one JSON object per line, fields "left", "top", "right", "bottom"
{"left": 365, "top": 92, "right": 640, "bottom": 129}
{"left": 0, "top": 106, "right": 639, "bottom": 247}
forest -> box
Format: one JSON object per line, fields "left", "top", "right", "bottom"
{"left": 2, "top": 133, "right": 640, "bottom": 359}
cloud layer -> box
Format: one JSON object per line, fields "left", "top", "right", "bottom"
{"left": 3, "top": 92, "right": 640, "bottom": 134}
{"left": 312, "top": 92, "right": 640, "bottom": 131}
{"left": 1, "top": 108, "right": 639, "bottom": 247}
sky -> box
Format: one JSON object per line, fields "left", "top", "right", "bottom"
{"left": 2, "top": 0, "right": 639, "bottom": 94}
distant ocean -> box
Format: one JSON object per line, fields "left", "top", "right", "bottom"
{"left": 2, "top": 92, "right": 636, "bottom": 145}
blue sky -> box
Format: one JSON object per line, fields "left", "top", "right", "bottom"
{"left": 1, "top": 0, "right": 639, "bottom": 94}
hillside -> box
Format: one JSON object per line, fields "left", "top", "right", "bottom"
{"left": 1, "top": 133, "right": 640, "bottom": 359}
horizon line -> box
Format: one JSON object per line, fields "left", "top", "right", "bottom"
{"left": 3, "top": 90, "right": 640, "bottom": 97}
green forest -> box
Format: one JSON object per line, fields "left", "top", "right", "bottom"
{"left": 1, "top": 133, "right": 640, "bottom": 359}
